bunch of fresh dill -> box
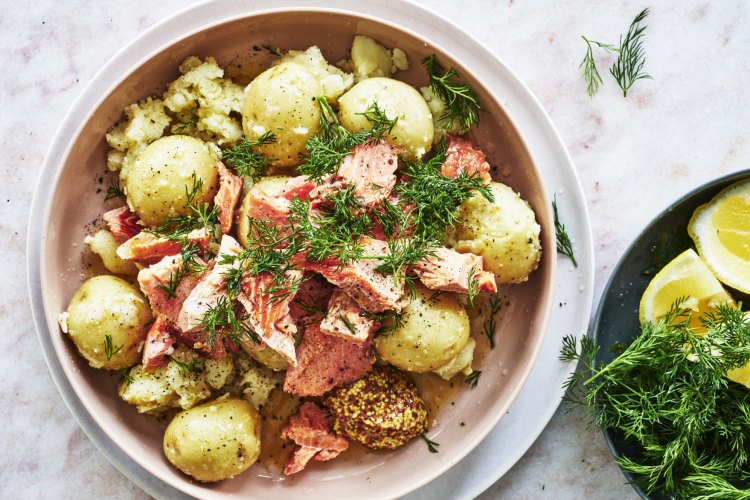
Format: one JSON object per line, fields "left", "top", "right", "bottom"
{"left": 561, "top": 303, "right": 750, "bottom": 499}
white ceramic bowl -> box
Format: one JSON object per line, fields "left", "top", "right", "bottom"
{"left": 29, "top": 2, "right": 559, "bottom": 498}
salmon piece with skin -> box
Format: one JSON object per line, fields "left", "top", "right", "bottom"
{"left": 283, "top": 322, "right": 374, "bottom": 397}
{"left": 411, "top": 247, "right": 497, "bottom": 295}
{"left": 293, "top": 236, "right": 406, "bottom": 313}
{"left": 441, "top": 135, "right": 492, "bottom": 184}
{"left": 237, "top": 270, "right": 302, "bottom": 366}
{"left": 102, "top": 206, "right": 141, "bottom": 243}
{"left": 137, "top": 254, "right": 208, "bottom": 324}
{"left": 172, "top": 327, "right": 228, "bottom": 359}
{"left": 141, "top": 317, "right": 177, "bottom": 369}
{"left": 214, "top": 162, "right": 243, "bottom": 234}
{"left": 310, "top": 141, "right": 399, "bottom": 207}
{"left": 320, "top": 289, "right": 380, "bottom": 343}
{"left": 244, "top": 176, "right": 316, "bottom": 228}
{"left": 176, "top": 235, "right": 242, "bottom": 333}
{"left": 116, "top": 228, "right": 211, "bottom": 266}
{"left": 281, "top": 402, "right": 349, "bottom": 475}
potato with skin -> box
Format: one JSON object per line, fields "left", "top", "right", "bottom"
{"left": 451, "top": 182, "right": 541, "bottom": 284}
{"left": 338, "top": 77, "right": 434, "bottom": 162}
{"left": 242, "top": 62, "right": 322, "bottom": 167}
{"left": 124, "top": 135, "right": 219, "bottom": 227}
{"left": 374, "top": 284, "right": 469, "bottom": 372}
{"left": 62, "top": 275, "right": 152, "bottom": 370}
{"left": 84, "top": 230, "right": 138, "bottom": 276}
{"left": 163, "top": 397, "right": 261, "bottom": 482}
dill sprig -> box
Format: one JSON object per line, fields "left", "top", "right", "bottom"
{"left": 298, "top": 97, "right": 397, "bottom": 182}
{"left": 610, "top": 8, "right": 652, "bottom": 97}
{"left": 580, "top": 37, "right": 619, "bottom": 98}
{"left": 465, "top": 370, "right": 481, "bottom": 387}
{"left": 483, "top": 294, "right": 502, "bottom": 349}
{"left": 174, "top": 114, "right": 198, "bottom": 133}
{"left": 374, "top": 148, "right": 493, "bottom": 277}
{"left": 553, "top": 195, "right": 578, "bottom": 267}
{"left": 367, "top": 310, "right": 404, "bottom": 336}
{"left": 580, "top": 8, "right": 651, "bottom": 97}
{"left": 199, "top": 294, "right": 261, "bottom": 347}
{"left": 118, "top": 367, "right": 134, "bottom": 386}
{"left": 421, "top": 54, "right": 481, "bottom": 133}
{"left": 421, "top": 433, "right": 440, "bottom": 453}
{"left": 156, "top": 243, "right": 207, "bottom": 298}
{"left": 104, "top": 180, "right": 126, "bottom": 201}
{"left": 221, "top": 132, "right": 276, "bottom": 181}
{"left": 103, "top": 334, "right": 123, "bottom": 361}
{"left": 561, "top": 302, "right": 750, "bottom": 498}
{"left": 169, "top": 355, "right": 203, "bottom": 376}
{"left": 146, "top": 173, "right": 218, "bottom": 240}
{"left": 339, "top": 315, "right": 357, "bottom": 336}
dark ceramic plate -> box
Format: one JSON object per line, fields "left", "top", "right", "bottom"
{"left": 592, "top": 169, "right": 750, "bottom": 499}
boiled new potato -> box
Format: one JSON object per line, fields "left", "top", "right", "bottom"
{"left": 61, "top": 275, "right": 152, "bottom": 370}
{"left": 451, "top": 182, "right": 541, "bottom": 284}
{"left": 236, "top": 175, "right": 293, "bottom": 248}
{"left": 338, "top": 77, "right": 433, "bottom": 162}
{"left": 163, "top": 397, "right": 261, "bottom": 482}
{"left": 374, "top": 284, "right": 469, "bottom": 372}
{"left": 84, "top": 230, "right": 137, "bottom": 276}
{"left": 242, "top": 62, "right": 322, "bottom": 167}
{"left": 124, "top": 135, "right": 219, "bottom": 227}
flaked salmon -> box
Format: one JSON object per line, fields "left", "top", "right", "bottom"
{"left": 102, "top": 206, "right": 141, "bottom": 243}
{"left": 116, "top": 228, "right": 211, "bottom": 266}
{"left": 320, "top": 289, "right": 379, "bottom": 343}
{"left": 283, "top": 322, "right": 374, "bottom": 397}
{"left": 244, "top": 176, "right": 316, "bottom": 229}
{"left": 281, "top": 402, "right": 348, "bottom": 475}
{"left": 442, "top": 135, "right": 492, "bottom": 184}
{"left": 411, "top": 247, "right": 497, "bottom": 295}
{"left": 142, "top": 317, "right": 177, "bottom": 369}
{"left": 137, "top": 254, "right": 207, "bottom": 324}
{"left": 237, "top": 269, "right": 302, "bottom": 366}
{"left": 310, "top": 141, "right": 399, "bottom": 207}
{"left": 293, "top": 236, "right": 406, "bottom": 313}
{"left": 289, "top": 274, "right": 334, "bottom": 328}
{"left": 176, "top": 235, "right": 242, "bottom": 333}
{"left": 214, "top": 162, "right": 243, "bottom": 235}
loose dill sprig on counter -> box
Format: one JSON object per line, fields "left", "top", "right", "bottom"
{"left": 580, "top": 37, "right": 619, "bottom": 98}
{"left": 552, "top": 195, "right": 578, "bottom": 267}
{"left": 421, "top": 433, "right": 440, "bottom": 453}
{"left": 483, "top": 294, "right": 502, "bottom": 349}
{"left": 421, "top": 54, "right": 481, "bottom": 133}
{"left": 221, "top": 131, "right": 276, "bottom": 181}
{"left": 610, "top": 8, "right": 652, "bottom": 97}
{"left": 298, "top": 97, "right": 397, "bottom": 182}
{"left": 104, "top": 180, "right": 126, "bottom": 201}
{"left": 464, "top": 370, "right": 482, "bottom": 388}
{"left": 580, "top": 8, "right": 651, "bottom": 98}
{"left": 560, "top": 302, "right": 750, "bottom": 498}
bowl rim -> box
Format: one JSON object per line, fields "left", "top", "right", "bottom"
{"left": 592, "top": 167, "right": 750, "bottom": 500}
{"left": 26, "top": 1, "right": 581, "bottom": 498}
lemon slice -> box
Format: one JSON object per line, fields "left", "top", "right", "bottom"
{"left": 638, "top": 248, "right": 735, "bottom": 327}
{"left": 688, "top": 178, "right": 750, "bottom": 294}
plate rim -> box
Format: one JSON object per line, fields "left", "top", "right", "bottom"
{"left": 27, "top": 0, "right": 593, "bottom": 498}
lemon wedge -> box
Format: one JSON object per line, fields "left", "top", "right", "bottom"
{"left": 688, "top": 178, "right": 750, "bottom": 294}
{"left": 638, "top": 248, "right": 735, "bottom": 328}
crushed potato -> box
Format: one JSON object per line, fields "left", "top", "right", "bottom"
{"left": 106, "top": 57, "right": 244, "bottom": 173}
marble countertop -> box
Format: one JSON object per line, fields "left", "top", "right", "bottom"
{"left": 4, "top": 0, "right": 749, "bottom": 498}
